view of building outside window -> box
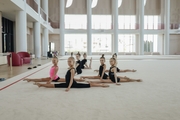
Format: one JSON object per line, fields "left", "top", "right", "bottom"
{"left": 144, "top": 34, "right": 158, "bottom": 52}
{"left": 118, "top": 34, "right": 136, "bottom": 52}
{"left": 64, "top": 34, "right": 87, "bottom": 52}
{"left": 92, "top": 34, "right": 112, "bottom": 52}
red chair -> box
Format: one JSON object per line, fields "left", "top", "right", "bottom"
{"left": 7, "top": 52, "right": 23, "bottom": 66}
{"left": 17, "top": 52, "right": 31, "bottom": 64}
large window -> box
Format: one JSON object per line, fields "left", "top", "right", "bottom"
{"left": 144, "top": 16, "right": 159, "bottom": 29}
{"left": 118, "top": 34, "right": 136, "bottom": 52}
{"left": 92, "top": 15, "right": 111, "bottom": 29}
{"left": 118, "top": 15, "right": 136, "bottom": 29}
{"left": 65, "top": 15, "right": 87, "bottom": 29}
{"left": 92, "top": 34, "right": 112, "bottom": 52}
{"left": 144, "top": 35, "right": 158, "bottom": 52}
{"left": 65, "top": 34, "right": 87, "bottom": 52}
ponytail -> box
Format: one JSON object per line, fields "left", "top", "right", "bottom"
{"left": 76, "top": 51, "right": 81, "bottom": 56}
{"left": 100, "top": 54, "right": 105, "bottom": 60}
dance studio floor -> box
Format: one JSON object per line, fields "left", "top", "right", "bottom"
{"left": 0, "top": 55, "right": 180, "bottom": 120}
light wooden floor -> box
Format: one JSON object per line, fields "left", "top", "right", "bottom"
{"left": 0, "top": 58, "right": 52, "bottom": 80}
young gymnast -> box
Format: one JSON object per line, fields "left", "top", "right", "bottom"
{"left": 112, "top": 53, "right": 136, "bottom": 72}
{"left": 81, "top": 53, "right": 92, "bottom": 69}
{"left": 34, "top": 57, "right": 109, "bottom": 92}
{"left": 75, "top": 52, "right": 82, "bottom": 74}
{"left": 24, "top": 56, "right": 83, "bottom": 83}
{"left": 80, "top": 54, "right": 127, "bottom": 81}
{"left": 24, "top": 57, "right": 63, "bottom": 84}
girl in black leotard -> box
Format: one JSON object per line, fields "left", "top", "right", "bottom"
{"left": 85, "top": 57, "right": 142, "bottom": 85}
{"left": 94, "top": 53, "right": 136, "bottom": 73}
{"left": 75, "top": 52, "right": 82, "bottom": 74}
{"left": 112, "top": 53, "right": 137, "bottom": 72}
{"left": 81, "top": 53, "right": 92, "bottom": 69}
{"left": 34, "top": 57, "right": 109, "bottom": 92}
{"left": 81, "top": 54, "right": 110, "bottom": 80}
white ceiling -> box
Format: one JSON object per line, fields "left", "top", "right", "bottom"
{"left": 0, "top": 0, "right": 37, "bottom": 23}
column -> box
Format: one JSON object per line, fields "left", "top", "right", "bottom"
{"left": 0, "top": 12, "right": 2, "bottom": 53}
{"left": 87, "top": 0, "right": 92, "bottom": 55}
{"left": 15, "top": 11, "right": 27, "bottom": 52}
{"left": 42, "top": 0, "right": 49, "bottom": 56}
{"left": 33, "top": 0, "right": 41, "bottom": 58}
{"left": 33, "top": 22, "right": 41, "bottom": 58}
{"left": 157, "top": 0, "right": 165, "bottom": 55}
{"left": 139, "top": 0, "right": 144, "bottom": 55}
{"left": 112, "top": 0, "right": 119, "bottom": 54}
{"left": 42, "top": 0, "right": 48, "bottom": 22}
{"left": 135, "top": 0, "right": 140, "bottom": 54}
{"left": 59, "top": 0, "right": 65, "bottom": 56}
{"left": 42, "top": 28, "right": 49, "bottom": 56}
{"left": 164, "top": 0, "right": 170, "bottom": 55}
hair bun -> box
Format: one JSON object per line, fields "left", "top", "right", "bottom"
{"left": 102, "top": 54, "right": 104, "bottom": 57}
{"left": 77, "top": 51, "right": 81, "bottom": 56}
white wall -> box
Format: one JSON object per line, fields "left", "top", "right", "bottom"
{"left": 27, "top": 28, "right": 34, "bottom": 53}
{"left": 49, "top": 34, "right": 60, "bottom": 52}
{"left": 169, "top": 35, "right": 180, "bottom": 55}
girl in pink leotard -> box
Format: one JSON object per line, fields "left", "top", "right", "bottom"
{"left": 24, "top": 57, "right": 84, "bottom": 84}
{"left": 24, "top": 57, "right": 64, "bottom": 84}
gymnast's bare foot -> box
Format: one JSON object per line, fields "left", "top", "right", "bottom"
{"left": 34, "top": 82, "right": 41, "bottom": 87}
{"left": 23, "top": 79, "right": 31, "bottom": 82}
{"left": 116, "top": 83, "right": 121, "bottom": 85}
{"left": 132, "top": 69, "right": 137, "bottom": 72}
{"left": 124, "top": 76, "right": 129, "bottom": 79}
{"left": 137, "top": 79, "right": 142, "bottom": 82}
{"left": 76, "top": 78, "right": 85, "bottom": 82}
{"left": 87, "top": 81, "right": 92, "bottom": 84}
{"left": 80, "top": 76, "right": 85, "bottom": 81}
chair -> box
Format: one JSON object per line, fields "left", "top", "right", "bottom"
{"left": 47, "top": 51, "right": 53, "bottom": 58}
{"left": 17, "top": 52, "right": 31, "bottom": 64}
{"left": 7, "top": 52, "right": 23, "bottom": 66}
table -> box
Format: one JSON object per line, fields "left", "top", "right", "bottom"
{"left": 0, "top": 53, "right": 12, "bottom": 71}
{"left": 30, "top": 54, "right": 35, "bottom": 59}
